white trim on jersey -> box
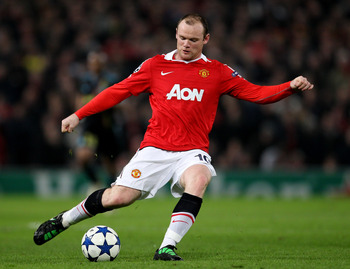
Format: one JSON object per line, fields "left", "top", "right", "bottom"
{"left": 163, "top": 50, "right": 211, "bottom": 63}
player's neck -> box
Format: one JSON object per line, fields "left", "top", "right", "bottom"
{"left": 173, "top": 51, "right": 202, "bottom": 62}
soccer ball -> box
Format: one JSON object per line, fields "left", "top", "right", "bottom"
{"left": 81, "top": 225, "right": 121, "bottom": 262}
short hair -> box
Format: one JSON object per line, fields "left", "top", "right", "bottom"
{"left": 177, "top": 14, "right": 209, "bottom": 38}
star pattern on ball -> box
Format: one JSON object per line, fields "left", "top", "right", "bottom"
{"left": 97, "top": 238, "right": 114, "bottom": 257}
{"left": 81, "top": 226, "right": 121, "bottom": 262}
{"left": 82, "top": 235, "right": 95, "bottom": 249}
{"left": 95, "top": 226, "right": 116, "bottom": 257}
{"left": 96, "top": 226, "right": 110, "bottom": 236}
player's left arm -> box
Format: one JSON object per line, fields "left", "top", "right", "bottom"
{"left": 220, "top": 64, "right": 314, "bottom": 104}
{"left": 225, "top": 74, "right": 314, "bottom": 104}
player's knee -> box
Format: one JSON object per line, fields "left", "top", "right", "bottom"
{"left": 181, "top": 165, "right": 212, "bottom": 197}
{"left": 183, "top": 173, "right": 211, "bottom": 198}
{"left": 102, "top": 186, "right": 140, "bottom": 209}
{"left": 193, "top": 173, "right": 211, "bottom": 189}
{"left": 106, "top": 196, "right": 131, "bottom": 208}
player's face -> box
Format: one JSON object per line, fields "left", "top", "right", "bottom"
{"left": 175, "top": 21, "right": 210, "bottom": 61}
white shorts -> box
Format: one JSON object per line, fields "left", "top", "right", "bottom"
{"left": 112, "top": 147, "right": 216, "bottom": 199}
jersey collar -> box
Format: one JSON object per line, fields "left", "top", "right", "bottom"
{"left": 164, "top": 50, "right": 211, "bottom": 63}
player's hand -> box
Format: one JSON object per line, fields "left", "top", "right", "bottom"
{"left": 290, "top": 76, "right": 314, "bottom": 91}
{"left": 61, "top": 113, "right": 80, "bottom": 133}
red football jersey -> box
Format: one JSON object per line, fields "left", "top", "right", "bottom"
{"left": 75, "top": 50, "right": 294, "bottom": 153}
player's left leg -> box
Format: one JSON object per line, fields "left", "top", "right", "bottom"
{"left": 61, "top": 185, "right": 140, "bottom": 228}
{"left": 154, "top": 164, "right": 211, "bottom": 261}
{"left": 34, "top": 185, "right": 140, "bottom": 245}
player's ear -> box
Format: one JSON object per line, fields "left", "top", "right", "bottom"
{"left": 203, "top": 33, "right": 210, "bottom": 44}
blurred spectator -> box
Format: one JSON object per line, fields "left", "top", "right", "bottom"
{"left": 0, "top": 0, "right": 349, "bottom": 171}
{"left": 72, "top": 51, "right": 121, "bottom": 192}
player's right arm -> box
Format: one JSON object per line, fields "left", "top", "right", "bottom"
{"left": 61, "top": 113, "right": 80, "bottom": 133}
{"left": 61, "top": 58, "right": 152, "bottom": 133}
{"left": 61, "top": 87, "right": 132, "bottom": 133}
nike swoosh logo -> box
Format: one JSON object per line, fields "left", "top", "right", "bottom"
{"left": 161, "top": 71, "right": 174, "bottom": 76}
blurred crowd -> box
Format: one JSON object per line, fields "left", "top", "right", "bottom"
{"left": 0, "top": 0, "right": 349, "bottom": 173}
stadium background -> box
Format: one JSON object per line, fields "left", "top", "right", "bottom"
{"left": 0, "top": 0, "right": 349, "bottom": 197}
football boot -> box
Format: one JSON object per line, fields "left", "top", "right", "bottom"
{"left": 33, "top": 211, "right": 67, "bottom": 245}
{"left": 153, "top": 245, "right": 183, "bottom": 261}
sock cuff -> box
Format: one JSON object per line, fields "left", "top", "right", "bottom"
{"left": 182, "top": 192, "right": 203, "bottom": 205}
{"left": 84, "top": 188, "right": 110, "bottom": 216}
{"left": 173, "top": 192, "right": 203, "bottom": 218}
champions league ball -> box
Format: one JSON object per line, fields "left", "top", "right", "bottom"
{"left": 81, "top": 225, "right": 121, "bottom": 262}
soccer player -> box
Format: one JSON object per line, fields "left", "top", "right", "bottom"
{"left": 34, "top": 13, "right": 314, "bottom": 261}
{"left": 74, "top": 51, "right": 120, "bottom": 193}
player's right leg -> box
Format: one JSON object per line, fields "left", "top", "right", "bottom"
{"left": 154, "top": 163, "right": 213, "bottom": 261}
{"left": 33, "top": 185, "right": 141, "bottom": 245}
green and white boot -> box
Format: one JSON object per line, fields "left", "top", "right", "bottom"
{"left": 33, "top": 211, "right": 67, "bottom": 245}
{"left": 153, "top": 245, "right": 183, "bottom": 261}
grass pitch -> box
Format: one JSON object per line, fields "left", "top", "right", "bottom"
{"left": 0, "top": 195, "right": 349, "bottom": 269}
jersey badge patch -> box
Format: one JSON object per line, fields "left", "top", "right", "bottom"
{"left": 199, "top": 69, "right": 209, "bottom": 78}
{"left": 131, "top": 169, "right": 141, "bottom": 178}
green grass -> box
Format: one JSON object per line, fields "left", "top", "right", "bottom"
{"left": 0, "top": 195, "right": 349, "bottom": 269}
